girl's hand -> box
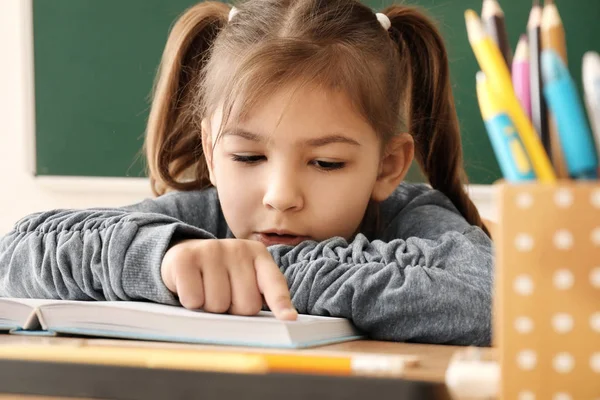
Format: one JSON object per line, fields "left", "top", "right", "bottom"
{"left": 160, "top": 239, "right": 297, "bottom": 321}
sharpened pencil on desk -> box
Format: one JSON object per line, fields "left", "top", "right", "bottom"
{"left": 262, "top": 353, "right": 416, "bottom": 376}
{"left": 0, "top": 345, "right": 269, "bottom": 374}
{"left": 0, "top": 344, "right": 418, "bottom": 377}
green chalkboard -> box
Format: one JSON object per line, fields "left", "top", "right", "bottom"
{"left": 33, "top": 0, "right": 600, "bottom": 183}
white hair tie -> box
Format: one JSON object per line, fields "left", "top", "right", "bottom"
{"left": 228, "top": 6, "right": 239, "bottom": 22}
{"left": 375, "top": 12, "right": 391, "bottom": 31}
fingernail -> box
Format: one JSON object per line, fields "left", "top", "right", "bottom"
{"left": 280, "top": 308, "right": 298, "bottom": 320}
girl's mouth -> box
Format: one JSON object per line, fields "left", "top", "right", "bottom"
{"left": 256, "top": 232, "right": 310, "bottom": 246}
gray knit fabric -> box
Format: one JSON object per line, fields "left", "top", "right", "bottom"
{"left": 0, "top": 183, "right": 493, "bottom": 345}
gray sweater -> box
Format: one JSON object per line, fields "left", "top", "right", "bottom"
{"left": 0, "top": 183, "right": 493, "bottom": 346}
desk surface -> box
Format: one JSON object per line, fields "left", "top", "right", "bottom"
{"left": 0, "top": 335, "right": 460, "bottom": 382}
{"left": 0, "top": 335, "right": 486, "bottom": 400}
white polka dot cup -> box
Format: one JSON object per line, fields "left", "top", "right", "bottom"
{"left": 497, "top": 183, "right": 600, "bottom": 399}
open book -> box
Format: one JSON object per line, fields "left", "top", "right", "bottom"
{"left": 0, "top": 298, "right": 362, "bottom": 348}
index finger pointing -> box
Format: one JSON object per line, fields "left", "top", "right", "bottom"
{"left": 254, "top": 252, "right": 297, "bottom": 321}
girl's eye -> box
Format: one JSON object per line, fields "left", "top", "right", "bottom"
{"left": 231, "top": 155, "right": 344, "bottom": 170}
{"left": 312, "top": 160, "right": 346, "bottom": 171}
{"left": 231, "top": 155, "right": 265, "bottom": 164}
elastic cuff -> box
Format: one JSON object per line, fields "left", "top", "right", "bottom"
{"left": 123, "top": 222, "right": 215, "bottom": 304}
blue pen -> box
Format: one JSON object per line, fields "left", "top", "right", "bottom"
{"left": 542, "top": 50, "right": 598, "bottom": 180}
{"left": 476, "top": 72, "right": 536, "bottom": 182}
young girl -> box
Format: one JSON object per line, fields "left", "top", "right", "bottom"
{"left": 0, "top": 0, "right": 493, "bottom": 346}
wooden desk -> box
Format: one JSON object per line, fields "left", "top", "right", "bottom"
{"left": 0, "top": 335, "right": 474, "bottom": 399}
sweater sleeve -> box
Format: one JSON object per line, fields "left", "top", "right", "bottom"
{"left": 0, "top": 189, "right": 224, "bottom": 302}
{"left": 267, "top": 186, "right": 494, "bottom": 346}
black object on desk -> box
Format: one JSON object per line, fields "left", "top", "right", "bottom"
{"left": 0, "top": 359, "right": 451, "bottom": 400}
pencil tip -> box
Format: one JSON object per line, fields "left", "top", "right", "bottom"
{"left": 545, "top": 0, "right": 555, "bottom": 5}
{"left": 465, "top": 9, "right": 485, "bottom": 42}
{"left": 583, "top": 51, "right": 600, "bottom": 75}
{"left": 482, "top": 0, "right": 503, "bottom": 17}
{"left": 514, "top": 36, "right": 529, "bottom": 60}
{"left": 476, "top": 71, "right": 486, "bottom": 83}
{"left": 533, "top": 0, "right": 540, "bottom": 6}
{"left": 465, "top": 9, "right": 478, "bottom": 20}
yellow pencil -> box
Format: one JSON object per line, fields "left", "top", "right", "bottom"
{"left": 465, "top": 9, "right": 556, "bottom": 183}
{"left": 0, "top": 344, "right": 268, "bottom": 374}
{"left": 476, "top": 71, "right": 536, "bottom": 181}
{"left": 263, "top": 353, "right": 412, "bottom": 376}
{"left": 0, "top": 344, "right": 414, "bottom": 377}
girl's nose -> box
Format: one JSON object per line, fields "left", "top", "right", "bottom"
{"left": 262, "top": 168, "right": 304, "bottom": 212}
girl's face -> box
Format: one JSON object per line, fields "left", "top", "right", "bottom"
{"left": 202, "top": 84, "right": 412, "bottom": 246}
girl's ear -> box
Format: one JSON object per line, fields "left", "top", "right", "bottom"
{"left": 201, "top": 118, "right": 217, "bottom": 186}
{"left": 371, "top": 133, "right": 414, "bottom": 202}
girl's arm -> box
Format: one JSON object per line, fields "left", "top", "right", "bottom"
{"left": 268, "top": 186, "right": 493, "bottom": 346}
{"left": 0, "top": 189, "right": 224, "bottom": 301}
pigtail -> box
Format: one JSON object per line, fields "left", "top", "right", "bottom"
{"left": 384, "top": 6, "right": 490, "bottom": 237}
{"left": 145, "top": 2, "right": 230, "bottom": 196}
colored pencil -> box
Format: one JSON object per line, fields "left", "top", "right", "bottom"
{"left": 512, "top": 35, "right": 531, "bottom": 119}
{"left": 527, "top": 1, "right": 549, "bottom": 152}
{"left": 481, "top": 0, "right": 513, "bottom": 68}
{"left": 541, "top": 0, "right": 569, "bottom": 178}
{"left": 582, "top": 51, "right": 600, "bottom": 163}
{"left": 0, "top": 345, "right": 269, "bottom": 374}
{"left": 0, "top": 344, "right": 415, "bottom": 377}
{"left": 263, "top": 353, "right": 412, "bottom": 376}
{"left": 477, "top": 71, "right": 536, "bottom": 182}
{"left": 542, "top": 50, "right": 598, "bottom": 179}
{"left": 465, "top": 9, "right": 556, "bottom": 182}
{"left": 541, "top": 0, "right": 567, "bottom": 63}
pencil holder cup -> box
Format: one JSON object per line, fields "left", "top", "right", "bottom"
{"left": 494, "top": 182, "right": 600, "bottom": 399}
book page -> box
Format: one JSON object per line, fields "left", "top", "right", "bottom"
{"left": 0, "top": 298, "right": 64, "bottom": 308}
{"left": 0, "top": 298, "right": 59, "bottom": 330}
{"left": 43, "top": 301, "right": 346, "bottom": 324}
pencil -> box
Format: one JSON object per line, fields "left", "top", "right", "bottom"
{"left": 527, "top": 1, "right": 549, "bottom": 151}
{"left": 541, "top": 0, "right": 567, "bottom": 63}
{"left": 512, "top": 35, "right": 531, "bottom": 119}
{"left": 476, "top": 71, "right": 536, "bottom": 182}
{"left": 542, "top": 50, "right": 598, "bottom": 179}
{"left": 583, "top": 51, "right": 600, "bottom": 159}
{"left": 0, "top": 344, "right": 415, "bottom": 377}
{"left": 541, "top": 0, "right": 569, "bottom": 178}
{"left": 0, "top": 345, "right": 269, "bottom": 374}
{"left": 465, "top": 9, "right": 556, "bottom": 182}
{"left": 481, "top": 0, "right": 513, "bottom": 68}
{"left": 263, "top": 353, "right": 412, "bottom": 376}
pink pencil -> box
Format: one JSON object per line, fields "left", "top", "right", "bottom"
{"left": 512, "top": 35, "right": 531, "bottom": 119}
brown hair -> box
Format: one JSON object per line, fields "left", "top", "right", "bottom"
{"left": 145, "top": 0, "right": 490, "bottom": 236}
